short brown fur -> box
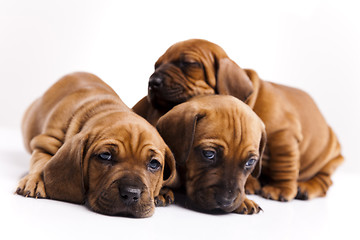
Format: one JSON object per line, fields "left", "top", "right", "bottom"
{"left": 133, "top": 39, "right": 343, "bottom": 201}
{"left": 17, "top": 72, "right": 177, "bottom": 217}
{"left": 156, "top": 95, "right": 266, "bottom": 214}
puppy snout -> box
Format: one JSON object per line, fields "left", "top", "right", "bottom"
{"left": 119, "top": 186, "right": 142, "bottom": 205}
{"left": 216, "top": 191, "right": 237, "bottom": 208}
{"left": 148, "top": 74, "right": 164, "bottom": 90}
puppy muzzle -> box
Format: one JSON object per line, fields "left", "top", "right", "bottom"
{"left": 148, "top": 72, "right": 187, "bottom": 109}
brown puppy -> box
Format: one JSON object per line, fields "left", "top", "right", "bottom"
{"left": 16, "top": 72, "right": 177, "bottom": 218}
{"left": 156, "top": 95, "right": 266, "bottom": 214}
{"left": 133, "top": 39, "right": 344, "bottom": 201}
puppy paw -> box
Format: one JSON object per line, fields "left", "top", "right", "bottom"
{"left": 245, "top": 176, "right": 261, "bottom": 195}
{"left": 234, "top": 197, "right": 262, "bottom": 215}
{"left": 261, "top": 184, "right": 297, "bottom": 202}
{"left": 154, "top": 188, "right": 174, "bottom": 207}
{"left": 296, "top": 181, "right": 327, "bottom": 200}
{"left": 16, "top": 173, "right": 46, "bottom": 198}
{"left": 295, "top": 184, "right": 309, "bottom": 200}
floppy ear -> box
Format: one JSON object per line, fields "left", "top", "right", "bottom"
{"left": 43, "top": 134, "right": 87, "bottom": 204}
{"left": 216, "top": 58, "right": 254, "bottom": 102}
{"left": 252, "top": 129, "right": 267, "bottom": 178}
{"left": 162, "top": 146, "right": 179, "bottom": 188}
{"left": 156, "top": 103, "right": 202, "bottom": 167}
{"left": 132, "top": 96, "right": 168, "bottom": 126}
{"left": 132, "top": 96, "right": 151, "bottom": 118}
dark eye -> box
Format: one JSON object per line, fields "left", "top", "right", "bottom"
{"left": 202, "top": 150, "right": 216, "bottom": 162}
{"left": 245, "top": 158, "right": 257, "bottom": 169}
{"left": 148, "top": 159, "right": 161, "bottom": 171}
{"left": 98, "top": 152, "right": 112, "bottom": 161}
{"left": 180, "top": 60, "right": 201, "bottom": 68}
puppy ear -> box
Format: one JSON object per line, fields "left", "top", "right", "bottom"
{"left": 216, "top": 58, "right": 254, "bottom": 102}
{"left": 162, "top": 146, "right": 179, "bottom": 188}
{"left": 156, "top": 103, "right": 202, "bottom": 166}
{"left": 252, "top": 129, "right": 267, "bottom": 178}
{"left": 43, "top": 134, "right": 87, "bottom": 204}
{"left": 132, "top": 96, "right": 151, "bottom": 118}
{"left": 132, "top": 96, "right": 168, "bottom": 126}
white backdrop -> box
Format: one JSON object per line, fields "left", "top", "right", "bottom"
{"left": 1, "top": 1, "right": 360, "bottom": 239}
{"left": 0, "top": 1, "right": 359, "bottom": 172}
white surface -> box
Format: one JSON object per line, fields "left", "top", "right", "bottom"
{"left": 1, "top": 1, "right": 360, "bottom": 239}
{"left": 0, "top": 128, "right": 359, "bottom": 240}
{"left": 0, "top": 0, "right": 359, "bottom": 173}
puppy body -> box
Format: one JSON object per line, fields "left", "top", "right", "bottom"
{"left": 133, "top": 39, "right": 343, "bottom": 201}
{"left": 245, "top": 69, "right": 343, "bottom": 200}
{"left": 18, "top": 72, "right": 176, "bottom": 217}
{"left": 156, "top": 95, "right": 266, "bottom": 214}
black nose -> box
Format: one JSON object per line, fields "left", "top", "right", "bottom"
{"left": 119, "top": 186, "right": 142, "bottom": 205}
{"left": 216, "top": 192, "right": 237, "bottom": 208}
{"left": 148, "top": 75, "right": 163, "bottom": 89}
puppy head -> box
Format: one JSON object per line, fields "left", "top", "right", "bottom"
{"left": 43, "top": 112, "right": 176, "bottom": 218}
{"left": 156, "top": 95, "right": 266, "bottom": 212}
{"left": 148, "top": 39, "right": 254, "bottom": 110}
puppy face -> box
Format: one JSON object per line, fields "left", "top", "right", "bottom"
{"left": 148, "top": 39, "right": 225, "bottom": 109}
{"left": 148, "top": 39, "right": 253, "bottom": 109}
{"left": 156, "top": 96, "right": 266, "bottom": 212}
{"left": 44, "top": 113, "right": 176, "bottom": 218}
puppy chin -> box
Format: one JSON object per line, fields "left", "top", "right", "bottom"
{"left": 87, "top": 186, "right": 155, "bottom": 218}
{"left": 90, "top": 202, "right": 155, "bottom": 218}
{"left": 189, "top": 188, "right": 242, "bottom": 213}
{"left": 148, "top": 94, "right": 176, "bottom": 110}
{"left": 148, "top": 89, "right": 191, "bottom": 110}
{"left": 217, "top": 198, "right": 242, "bottom": 213}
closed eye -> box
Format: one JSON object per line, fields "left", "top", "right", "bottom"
{"left": 180, "top": 61, "right": 201, "bottom": 68}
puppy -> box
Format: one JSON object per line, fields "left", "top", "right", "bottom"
{"left": 16, "top": 72, "right": 177, "bottom": 218}
{"left": 156, "top": 95, "right": 266, "bottom": 214}
{"left": 133, "top": 39, "right": 344, "bottom": 201}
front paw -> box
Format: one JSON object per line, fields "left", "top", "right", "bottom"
{"left": 233, "top": 197, "right": 262, "bottom": 215}
{"left": 261, "top": 184, "right": 297, "bottom": 202}
{"left": 154, "top": 188, "right": 174, "bottom": 207}
{"left": 16, "top": 173, "right": 46, "bottom": 198}
{"left": 245, "top": 175, "right": 261, "bottom": 195}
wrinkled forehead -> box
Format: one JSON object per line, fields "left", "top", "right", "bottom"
{"left": 194, "top": 102, "right": 263, "bottom": 152}
{"left": 93, "top": 123, "right": 166, "bottom": 160}
{"left": 158, "top": 39, "right": 227, "bottom": 62}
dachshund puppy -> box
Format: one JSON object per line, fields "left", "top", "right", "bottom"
{"left": 156, "top": 95, "right": 266, "bottom": 214}
{"left": 133, "top": 39, "right": 344, "bottom": 201}
{"left": 16, "top": 72, "right": 177, "bottom": 218}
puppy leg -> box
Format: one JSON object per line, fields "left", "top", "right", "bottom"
{"left": 261, "top": 130, "right": 300, "bottom": 202}
{"left": 16, "top": 134, "right": 62, "bottom": 198}
{"left": 16, "top": 150, "right": 50, "bottom": 198}
{"left": 233, "top": 197, "right": 262, "bottom": 215}
{"left": 154, "top": 187, "right": 175, "bottom": 207}
{"left": 296, "top": 154, "right": 344, "bottom": 200}
{"left": 245, "top": 175, "right": 261, "bottom": 195}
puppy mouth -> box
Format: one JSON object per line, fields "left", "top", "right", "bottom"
{"left": 148, "top": 83, "right": 189, "bottom": 109}
{"left": 88, "top": 181, "right": 155, "bottom": 218}
{"left": 90, "top": 191, "right": 155, "bottom": 218}
{"left": 191, "top": 187, "right": 242, "bottom": 213}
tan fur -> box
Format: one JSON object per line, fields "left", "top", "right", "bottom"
{"left": 133, "top": 39, "right": 344, "bottom": 201}
{"left": 157, "top": 95, "right": 266, "bottom": 214}
{"left": 17, "top": 72, "right": 177, "bottom": 217}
